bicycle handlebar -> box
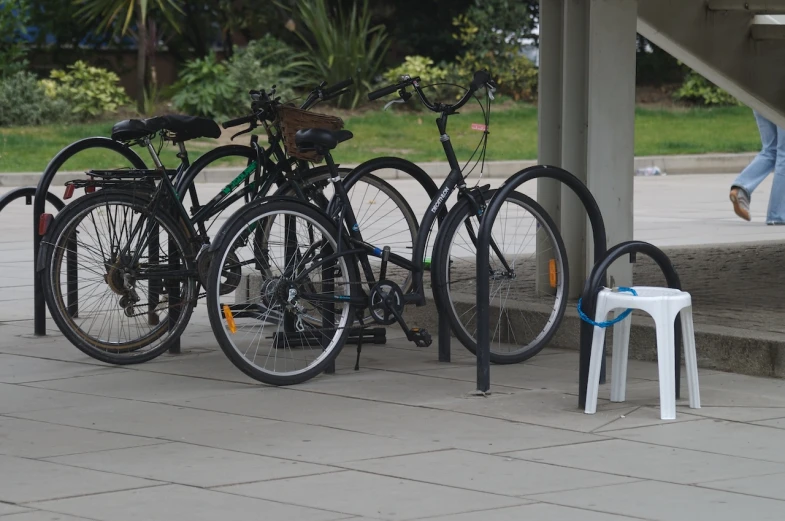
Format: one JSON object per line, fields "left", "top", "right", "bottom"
{"left": 223, "top": 78, "right": 354, "bottom": 129}
{"left": 368, "top": 70, "right": 497, "bottom": 113}
{"left": 323, "top": 77, "right": 353, "bottom": 96}
{"left": 368, "top": 80, "right": 411, "bottom": 101}
{"left": 222, "top": 114, "right": 256, "bottom": 129}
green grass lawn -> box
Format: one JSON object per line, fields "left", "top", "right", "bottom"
{"left": 0, "top": 105, "right": 762, "bottom": 173}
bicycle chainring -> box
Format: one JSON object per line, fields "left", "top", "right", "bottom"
{"left": 369, "top": 279, "right": 404, "bottom": 326}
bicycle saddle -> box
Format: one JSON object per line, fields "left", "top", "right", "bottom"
{"left": 294, "top": 128, "right": 353, "bottom": 152}
{"left": 112, "top": 115, "right": 222, "bottom": 143}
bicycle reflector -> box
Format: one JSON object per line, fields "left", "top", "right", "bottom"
{"left": 549, "top": 259, "right": 557, "bottom": 288}
{"left": 63, "top": 184, "right": 75, "bottom": 200}
{"left": 222, "top": 305, "right": 237, "bottom": 334}
{"left": 85, "top": 185, "right": 96, "bottom": 193}
{"left": 38, "top": 213, "right": 54, "bottom": 236}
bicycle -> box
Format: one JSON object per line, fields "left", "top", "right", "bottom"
{"left": 204, "top": 70, "right": 569, "bottom": 386}
{"left": 37, "top": 79, "right": 419, "bottom": 365}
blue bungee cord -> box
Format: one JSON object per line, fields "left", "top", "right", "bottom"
{"left": 577, "top": 287, "right": 638, "bottom": 328}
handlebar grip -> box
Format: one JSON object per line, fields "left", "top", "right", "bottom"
{"left": 222, "top": 114, "right": 255, "bottom": 129}
{"left": 324, "top": 77, "right": 353, "bottom": 95}
{"left": 470, "top": 70, "right": 492, "bottom": 93}
{"left": 323, "top": 88, "right": 352, "bottom": 103}
{"left": 368, "top": 81, "right": 408, "bottom": 101}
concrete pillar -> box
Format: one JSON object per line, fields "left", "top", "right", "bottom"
{"left": 536, "top": 0, "right": 565, "bottom": 295}
{"left": 586, "top": 0, "right": 637, "bottom": 287}
{"left": 560, "top": 0, "right": 590, "bottom": 298}
{"left": 537, "top": 0, "right": 564, "bottom": 215}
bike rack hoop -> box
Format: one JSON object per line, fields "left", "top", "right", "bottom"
{"left": 577, "top": 240, "right": 683, "bottom": 409}
{"left": 474, "top": 165, "right": 609, "bottom": 393}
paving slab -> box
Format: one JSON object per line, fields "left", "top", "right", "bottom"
{"left": 603, "top": 419, "right": 785, "bottom": 463}
{"left": 219, "top": 470, "right": 528, "bottom": 521}
{"left": 31, "top": 484, "right": 346, "bottom": 521}
{"left": 417, "top": 503, "right": 643, "bottom": 521}
{"left": 506, "top": 438, "right": 785, "bottom": 484}
{"left": 25, "top": 370, "right": 253, "bottom": 403}
{"left": 10, "top": 399, "right": 280, "bottom": 441}
{"left": 0, "top": 503, "right": 31, "bottom": 517}
{"left": 697, "top": 472, "right": 785, "bottom": 501}
{"left": 0, "top": 383, "right": 121, "bottom": 415}
{"left": 0, "top": 354, "right": 119, "bottom": 384}
{"left": 1, "top": 512, "right": 92, "bottom": 521}
{"left": 344, "top": 449, "right": 636, "bottom": 497}
{"left": 164, "top": 387, "right": 604, "bottom": 453}
{"left": 0, "top": 455, "right": 156, "bottom": 504}
{"left": 46, "top": 442, "right": 339, "bottom": 488}
{"left": 676, "top": 405, "right": 785, "bottom": 422}
{"left": 529, "top": 479, "right": 785, "bottom": 521}
{"left": 296, "top": 368, "right": 522, "bottom": 408}
{"left": 0, "top": 417, "right": 162, "bottom": 459}
{"left": 427, "top": 390, "right": 639, "bottom": 433}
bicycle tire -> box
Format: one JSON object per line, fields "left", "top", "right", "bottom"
{"left": 432, "top": 190, "right": 569, "bottom": 364}
{"left": 41, "top": 190, "right": 196, "bottom": 364}
{"left": 206, "top": 199, "right": 359, "bottom": 386}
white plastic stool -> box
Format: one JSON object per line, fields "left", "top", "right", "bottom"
{"left": 584, "top": 286, "right": 700, "bottom": 420}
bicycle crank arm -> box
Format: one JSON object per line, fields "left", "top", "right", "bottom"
{"left": 384, "top": 296, "right": 432, "bottom": 348}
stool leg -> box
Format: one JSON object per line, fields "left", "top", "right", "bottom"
{"left": 610, "top": 314, "right": 631, "bottom": 403}
{"left": 585, "top": 320, "right": 609, "bottom": 415}
{"left": 655, "top": 312, "right": 677, "bottom": 420}
{"left": 680, "top": 307, "right": 701, "bottom": 409}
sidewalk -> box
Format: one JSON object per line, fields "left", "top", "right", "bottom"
{"left": 2, "top": 172, "right": 785, "bottom": 518}
{"left": 1, "top": 327, "right": 785, "bottom": 520}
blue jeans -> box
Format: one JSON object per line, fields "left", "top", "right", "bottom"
{"left": 732, "top": 110, "right": 785, "bottom": 224}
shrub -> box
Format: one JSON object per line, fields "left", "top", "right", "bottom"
{"left": 227, "top": 36, "right": 298, "bottom": 105}
{"left": 42, "top": 61, "right": 130, "bottom": 119}
{"left": 674, "top": 71, "right": 740, "bottom": 106}
{"left": 381, "top": 55, "right": 457, "bottom": 103}
{"left": 170, "top": 52, "right": 237, "bottom": 118}
{"left": 0, "top": 71, "right": 73, "bottom": 126}
{"left": 290, "top": 0, "right": 389, "bottom": 108}
{"left": 0, "top": 0, "right": 30, "bottom": 77}
{"left": 450, "top": 12, "right": 538, "bottom": 101}
{"left": 451, "top": 50, "right": 538, "bottom": 101}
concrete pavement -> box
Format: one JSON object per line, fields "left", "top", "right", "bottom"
{"left": 1, "top": 328, "right": 785, "bottom": 520}
{"left": 2, "top": 172, "right": 785, "bottom": 519}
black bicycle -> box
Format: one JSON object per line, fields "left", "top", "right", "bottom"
{"left": 37, "top": 79, "right": 420, "bottom": 365}
{"left": 204, "top": 70, "right": 569, "bottom": 385}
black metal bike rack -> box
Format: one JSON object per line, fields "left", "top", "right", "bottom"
{"left": 0, "top": 187, "right": 71, "bottom": 321}
{"left": 27, "top": 137, "right": 147, "bottom": 337}
{"left": 577, "top": 240, "right": 682, "bottom": 408}
{"left": 475, "top": 165, "right": 608, "bottom": 393}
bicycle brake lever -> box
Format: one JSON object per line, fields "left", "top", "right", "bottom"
{"left": 383, "top": 98, "right": 406, "bottom": 111}
{"left": 231, "top": 126, "right": 254, "bottom": 141}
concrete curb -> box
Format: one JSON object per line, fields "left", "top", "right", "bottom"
{"left": 0, "top": 152, "right": 757, "bottom": 188}
{"left": 407, "top": 297, "right": 785, "bottom": 380}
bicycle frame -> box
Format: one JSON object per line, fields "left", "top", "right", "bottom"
{"left": 325, "top": 109, "right": 506, "bottom": 308}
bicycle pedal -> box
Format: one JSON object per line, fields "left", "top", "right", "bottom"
{"left": 408, "top": 327, "right": 432, "bottom": 348}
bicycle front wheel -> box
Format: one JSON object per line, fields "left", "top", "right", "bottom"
{"left": 432, "top": 190, "right": 569, "bottom": 364}
{"left": 206, "top": 200, "right": 359, "bottom": 386}
{"left": 41, "top": 190, "right": 196, "bottom": 364}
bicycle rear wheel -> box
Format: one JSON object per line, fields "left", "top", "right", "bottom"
{"left": 41, "top": 190, "right": 196, "bottom": 364}
{"left": 432, "top": 190, "right": 569, "bottom": 364}
{"left": 206, "top": 200, "right": 359, "bottom": 386}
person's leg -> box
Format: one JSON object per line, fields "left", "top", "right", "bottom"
{"left": 730, "top": 111, "right": 778, "bottom": 220}
{"left": 765, "top": 123, "right": 785, "bottom": 224}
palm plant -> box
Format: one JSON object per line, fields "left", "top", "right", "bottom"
{"left": 290, "top": 0, "right": 389, "bottom": 108}
{"left": 76, "top": 0, "right": 182, "bottom": 112}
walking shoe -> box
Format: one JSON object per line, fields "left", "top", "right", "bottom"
{"left": 729, "top": 187, "right": 751, "bottom": 221}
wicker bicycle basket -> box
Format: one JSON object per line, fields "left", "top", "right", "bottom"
{"left": 277, "top": 105, "right": 344, "bottom": 163}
